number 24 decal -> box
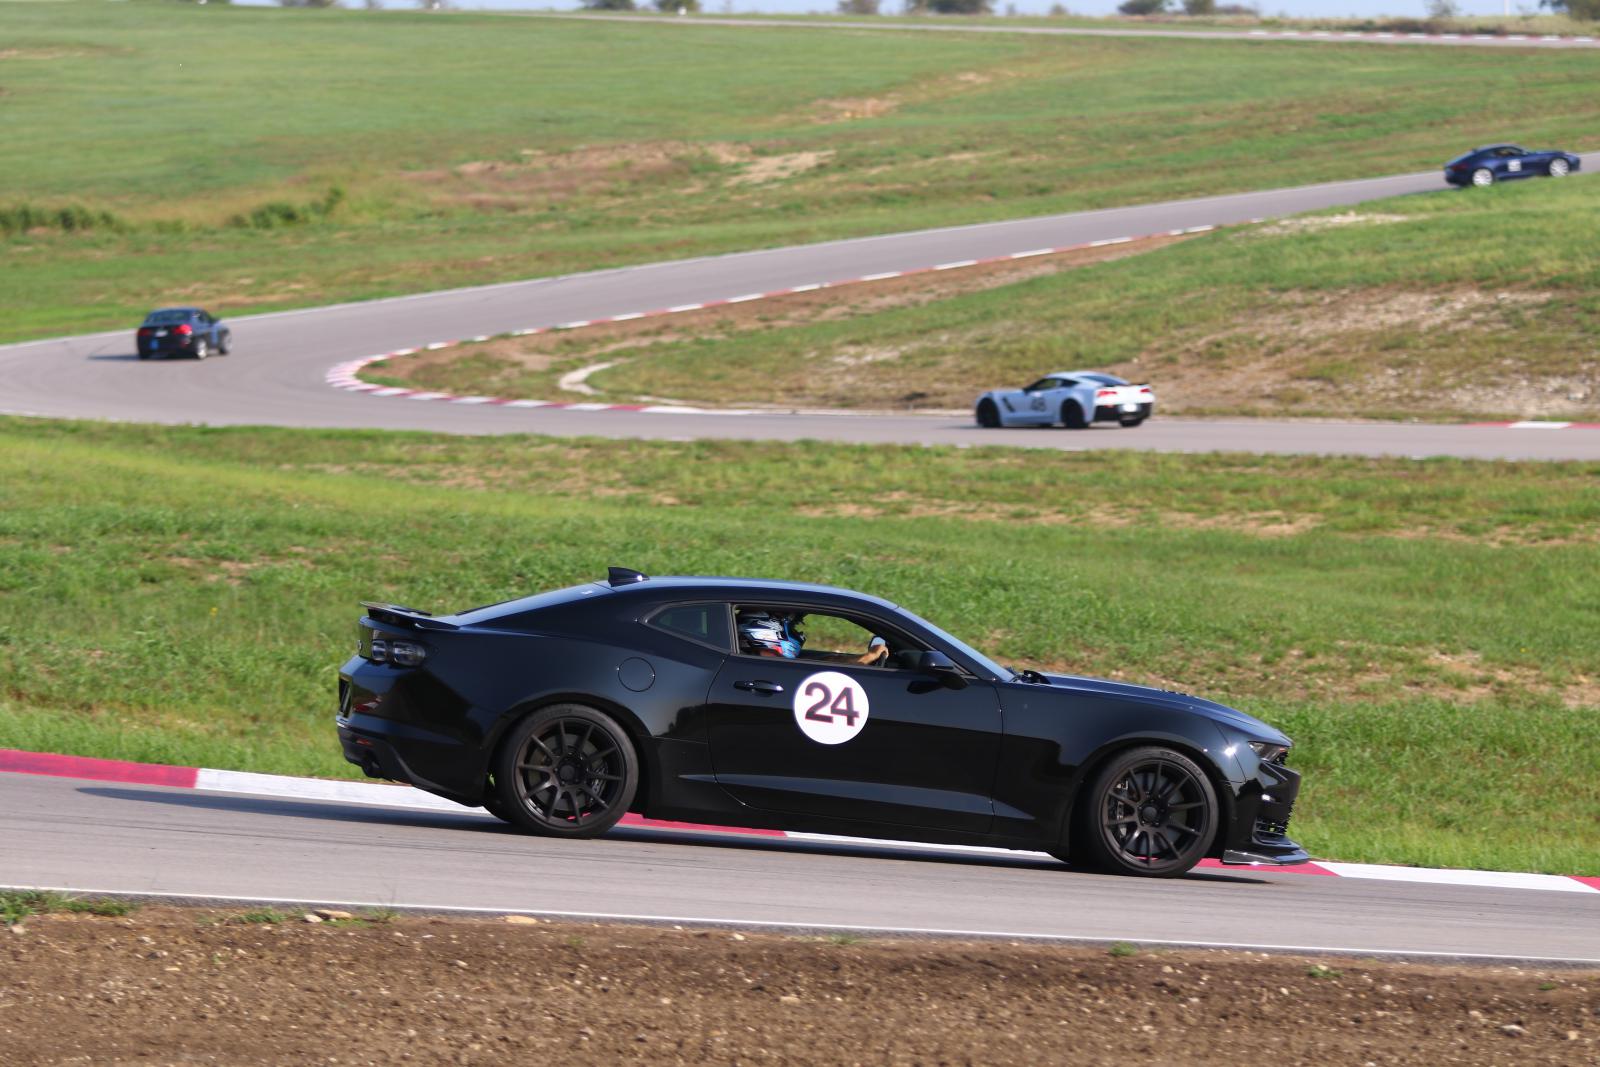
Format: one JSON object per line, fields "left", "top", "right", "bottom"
{"left": 802, "top": 681, "right": 860, "bottom": 726}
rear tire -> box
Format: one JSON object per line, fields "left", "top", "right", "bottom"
{"left": 492, "top": 703, "right": 639, "bottom": 838}
{"left": 1548, "top": 158, "right": 1570, "bottom": 178}
{"left": 1471, "top": 168, "right": 1494, "bottom": 188}
{"left": 193, "top": 338, "right": 209, "bottom": 360}
{"left": 1061, "top": 400, "right": 1088, "bottom": 430}
{"left": 975, "top": 399, "right": 1000, "bottom": 428}
{"left": 1118, "top": 416, "right": 1145, "bottom": 428}
{"left": 1072, "top": 746, "right": 1218, "bottom": 878}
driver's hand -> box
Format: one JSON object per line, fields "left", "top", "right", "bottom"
{"left": 860, "top": 643, "right": 888, "bottom": 666}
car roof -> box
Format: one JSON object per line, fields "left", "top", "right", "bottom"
{"left": 146, "top": 306, "right": 202, "bottom": 315}
{"left": 1045, "top": 370, "right": 1128, "bottom": 381}
{"left": 1471, "top": 144, "right": 1521, "bottom": 153}
{"left": 608, "top": 574, "right": 899, "bottom": 610}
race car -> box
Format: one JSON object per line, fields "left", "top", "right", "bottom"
{"left": 1444, "top": 144, "right": 1580, "bottom": 188}
{"left": 337, "top": 567, "right": 1308, "bottom": 878}
{"left": 135, "top": 307, "right": 232, "bottom": 360}
{"left": 975, "top": 372, "right": 1154, "bottom": 429}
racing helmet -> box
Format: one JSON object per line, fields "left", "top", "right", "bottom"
{"left": 738, "top": 611, "right": 803, "bottom": 658}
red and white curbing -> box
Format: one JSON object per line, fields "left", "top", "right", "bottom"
{"left": 323, "top": 228, "right": 1218, "bottom": 415}
{"left": 5, "top": 748, "right": 1598, "bottom": 895}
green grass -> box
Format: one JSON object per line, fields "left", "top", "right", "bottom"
{"left": 0, "top": 890, "right": 140, "bottom": 925}
{"left": 369, "top": 174, "right": 1599, "bottom": 422}
{"left": 1, "top": 418, "right": 1597, "bottom": 875}
{"left": 4, "top": 2, "right": 1599, "bottom": 341}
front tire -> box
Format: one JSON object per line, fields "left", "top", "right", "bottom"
{"left": 975, "top": 398, "right": 1000, "bottom": 428}
{"left": 1073, "top": 746, "right": 1218, "bottom": 877}
{"left": 1548, "top": 158, "right": 1570, "bottom": 178}
{"left": 492, "top": 704, "right": 639, "bottom": 838}
{"left": 1061, "top": 400, "right": 1088, "bottom": 430}
{"left": 1471, "top": 167, "right": 1494, "bottom": 188}
{"left": 218, "top": 332, "right": 231, "bottom": 355}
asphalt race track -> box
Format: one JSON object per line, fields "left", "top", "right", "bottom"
{"left": 4, "top": 161, "right": 1599, "bottom": 461}
{"left": 552, "top": 13, "right": 1600, "bottom": 51}
{"left": 4, "top": 773, "right": 1598, "bottom": 963}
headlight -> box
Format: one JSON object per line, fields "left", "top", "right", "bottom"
{"left": 1248, "top": 741, "right": 1288, "bottom": 764}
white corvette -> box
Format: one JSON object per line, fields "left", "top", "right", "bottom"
{"left": 975, "top": 371, "right": 1154, "bottom": 429}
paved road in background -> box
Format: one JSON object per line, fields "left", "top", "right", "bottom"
{"left": 546, "top": 13, "right": 1600, "bottom": 50}
{"left": 4, "top": 773, "right": 1598, "bottom": 963}
{"left": 4, "top": 161, "right": 1599, "bottom": 460}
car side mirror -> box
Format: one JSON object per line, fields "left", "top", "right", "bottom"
{"left": 912, "top": 650, "right": 968, "bottom": 690}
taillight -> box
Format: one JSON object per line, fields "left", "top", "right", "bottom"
{"left": 368, "top": 635, "right": 427, "bottom": 667}
{"left": 1095, "top": 389, "right": 1118, "bottom": 399}
{"left": 175, "top": 324, "right": 192, "bottom": 336}
{"left": 137, "top": 327, "right": 152, "bottom": 336}
{"left": 1139, "top": 386, "right": 1153, "bottom": 395}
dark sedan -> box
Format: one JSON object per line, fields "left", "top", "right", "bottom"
{"left": 336, "top": 568, "right": 1309, "bottom": 878}
{"left": 1445, "top": 144, "right": 1580, "bottom": 188}
{"left": 136, "top": 307, "right": 231, "bottom": 360}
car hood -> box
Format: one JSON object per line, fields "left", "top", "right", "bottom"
{"left": 1038, "top": 672, "right": 1290, "bottom": 744}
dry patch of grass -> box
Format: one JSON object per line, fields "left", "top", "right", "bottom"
{"left": 361, "top": 234, "right": 1185, "bottom": 404}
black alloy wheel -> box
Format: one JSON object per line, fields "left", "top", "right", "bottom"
{"left": 1075, "top": 746, "right": 1217, "bottom": 877}
{"left": 1061, "top": 400, "right": 1088, "bottom": 429}
{"left": 976, "top": 398, "right": 1000, "bottom": 428}
{"left": 492, "top": 704, "right": 639, "bottom": 838}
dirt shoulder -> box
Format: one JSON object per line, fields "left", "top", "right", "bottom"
{"left": 3, "top": 907, "right": 1596, "bottom": 1065}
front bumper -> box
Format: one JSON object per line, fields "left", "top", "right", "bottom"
{"left": 1218, "top": 754, "right": 1310, "bottom": 866}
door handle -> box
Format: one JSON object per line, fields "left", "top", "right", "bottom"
{"left": 734, "top": 679, "right": 784, "bottom": 695}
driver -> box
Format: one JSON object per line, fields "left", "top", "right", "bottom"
{"left": 737, "top": 610, "right": 888, "bottom": 666}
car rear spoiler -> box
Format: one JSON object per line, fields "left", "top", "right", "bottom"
{"left": 360, "top": 602, "right": 459, "bottom": 632}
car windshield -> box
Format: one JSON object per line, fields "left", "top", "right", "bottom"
{"left": 895, "top": 607, "right": 1012, "bottom": 682}
{"left": 143, "top": 310, "right": 192, "bottom": 325}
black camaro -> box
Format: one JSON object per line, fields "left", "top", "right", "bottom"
{"left": 337, "top": 569, "right": 1309, "bottom": 877}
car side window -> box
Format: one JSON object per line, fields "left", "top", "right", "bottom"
{"left": 734, "top": 604, "right": 922, "bottom": 669}
{"left": 1024, "top": 378, "right": 1058, "bottom": 392}
{"left": 648, "top": 603, "right": 732, "bottom": 651}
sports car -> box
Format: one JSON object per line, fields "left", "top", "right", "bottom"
{"left": 336, "top": 568, "right": 1308, "bottom": 877}
{"left": 1444, "top": 144, "right": 1580, "bottom": 188}
{"left": 136, "top": 307, "right": 232, "bottom": 360}
{"left": 975, "top": 372, "right": 1153, "bottom": 429}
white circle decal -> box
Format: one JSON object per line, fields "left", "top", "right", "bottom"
{"left": 792, "top": 670, "right": 870, "bottom": 745}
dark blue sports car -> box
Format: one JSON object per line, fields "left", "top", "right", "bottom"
{"left": 1444, "top": 144, "right": 1580, "bottom": 188}
{"left": 135, "top": 307, "right": 232, "bottom": 360}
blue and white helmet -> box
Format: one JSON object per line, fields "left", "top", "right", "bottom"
{"left": 738, "top": 611, "right": 803, "bottom": 658}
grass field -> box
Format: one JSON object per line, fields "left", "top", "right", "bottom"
{"left": 2, "top": 418, "right": 1596, "bottom": 875}
{"left": 4, "top": 2, "right": 1599, "bottom": 341}
{"left": 364, "top": 175, "right": 1600, "bottom": 422}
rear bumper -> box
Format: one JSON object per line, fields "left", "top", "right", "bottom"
{"left": 1094, "top": 402, "right": 1153, "bottom": 422}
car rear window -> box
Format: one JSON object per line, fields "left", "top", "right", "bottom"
{"left": 144, "top": 310, "right": 191, "bottom": 325}
{"left": 649, "top": 603, "right": 732, "bottom": 650}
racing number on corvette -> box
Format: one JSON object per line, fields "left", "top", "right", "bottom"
{"left": 792, "top": 670, "right": 871, "bottom": 745}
